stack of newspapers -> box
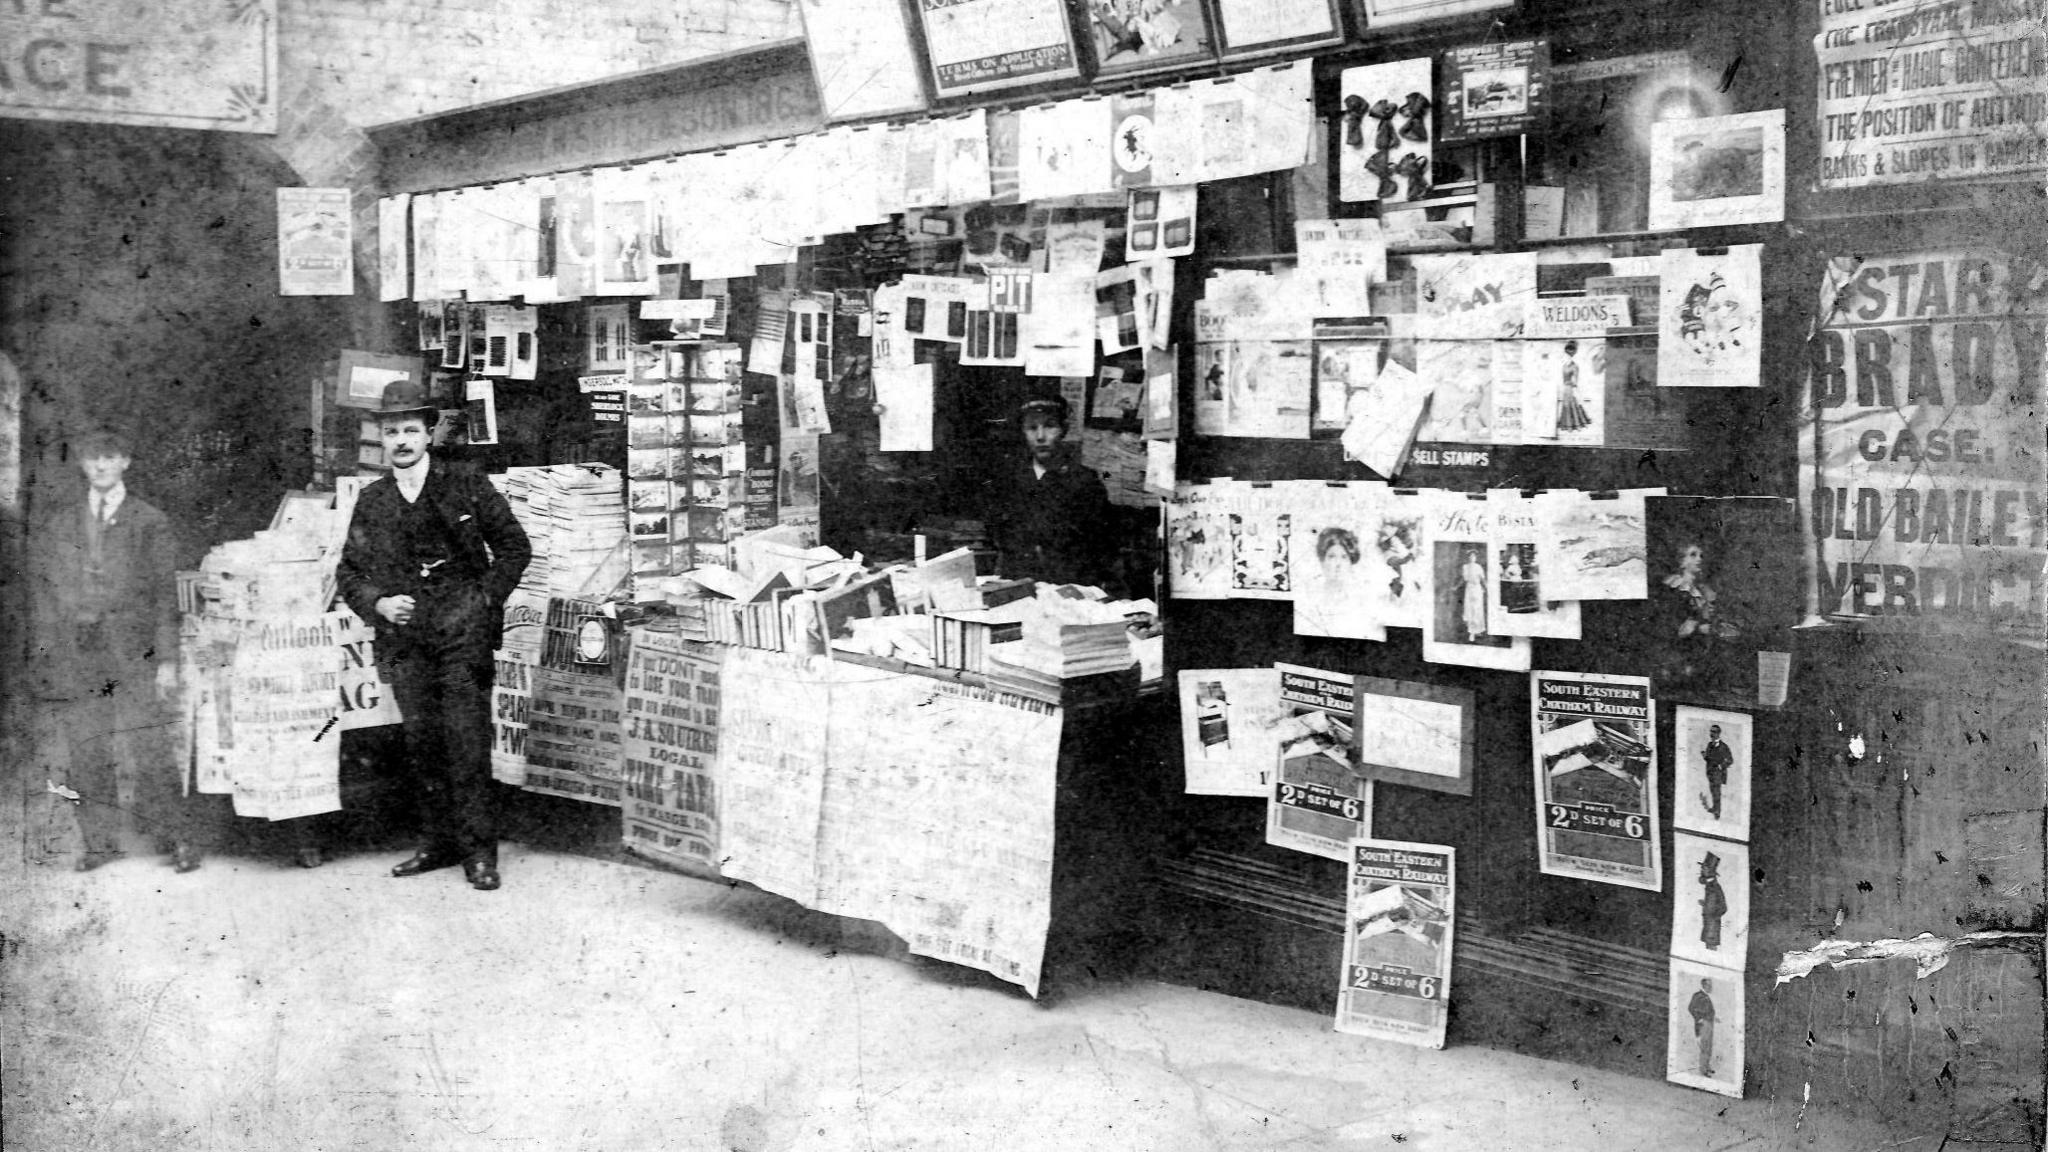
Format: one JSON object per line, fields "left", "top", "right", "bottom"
{"left": 492, "top": 463, "right": 626, "bottom": 599}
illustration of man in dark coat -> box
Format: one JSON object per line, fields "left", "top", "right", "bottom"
{"left": 1700, "top": 723, "right": 1734, "bottom": 819}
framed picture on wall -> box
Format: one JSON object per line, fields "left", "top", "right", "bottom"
{"left": 1079, "top": 0, "right": 1217, "bottom": 79}
{"left": 1212, "top": 0, "right": 1343, "bottom": 58}
{"left": 1353, "top": 0, "right": 1512, "bottom": 30}
{"left": 1351, "top": 676, "right": 1476, "bottom": 796}
{"left": 798, "top": 0, "right": 931, "bottom": 120}
{"left": 910, "top": 0, "right": 1083, "bottom": 98}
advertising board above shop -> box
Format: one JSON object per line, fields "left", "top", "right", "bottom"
{"left": 369, "top": 40, "right": 826, "bottom": 196}
{"left": 0, "top": 0, "right": 277, "bottom": 133}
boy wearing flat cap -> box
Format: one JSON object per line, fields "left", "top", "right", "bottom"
{"left": 983, "top": 393, "right": 1119, "bottom": 590}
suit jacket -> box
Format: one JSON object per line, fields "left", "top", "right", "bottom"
{"left": 334, "top": 458, "right": 531, "bottom": 658}
{"left": 28, "top": 488, "right": 180, "bottom": 677}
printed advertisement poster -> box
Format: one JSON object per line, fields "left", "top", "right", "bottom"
{"left": 619, "top": 630, "right": 726, "bottom": 873}
{"left": 524, "top": 668, "right": 626, "bottom": 806}
{"left": 915, "top": 0, "right": 1081, "bottom": 97}
{"left": 1266, "top": 664, "right": 1370, "bottom": 862}
{"left": 1439, "top": 38, "right": 1548, "bottom": 143}
{"left": 1648, "top": 110, "right": 1785, "bottom": 230}
{"left": 1814, "top": 0, "right": 2045, "bottom": 189}
{"left": 1178, "top": 668, "right": 1285, "bottom": 797}
{"left": 1798, "top": 249, "right": 2046, "bottom": 634}
{"left": 715, "top": 649, "right": 837, "bottom": 907}
{"left": 1630, "top": 495, "right": 1799, "bottom": 709}
{"left": 1529, "top": 670, "right": 1661, "bottom": 891}
{"left": 333, "top": 608, "right": 402, "bottom": 732}
{"left": 1668, "top": 956, "right": 1744, "bottom": 1098}
{"left": 1337, "top": 839, "right": 1455, "bottom": 1048}
{"left": 277, "top": 188, "right": 352, "bottom": 297}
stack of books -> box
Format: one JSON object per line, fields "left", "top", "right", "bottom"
{"left": 983, "top": 586, "right": 1148, "bottom": 683}
{"left": 930, "top": 608, "right": 1026, "bottom": 673}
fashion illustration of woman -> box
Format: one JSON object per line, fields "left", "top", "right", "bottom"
{"left": 1556, "top": 339, "right": 1593, "bottom": 433}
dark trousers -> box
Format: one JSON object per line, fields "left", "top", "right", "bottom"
{"left": 57, "top": 638, "right": 223, "bottom": 856}
{"left": 382, "top": 591, "right": 498, "bottom": 858}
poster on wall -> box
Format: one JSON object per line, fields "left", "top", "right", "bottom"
{"left": 1336, "top": 838, "right": 1456, "bottom": 1048}
{"left": 1439, "top": 38, "right": 1550, "bottom": 143}
{"left": 1648, "top": 110, "right": 1785, "bottom": 230}
{"left": 377, "top": 194, "right": 410, "bottom": 303}
{"left": 1529, "top": 670, "right": 1662, "bottom": 891}
{"left": 1798, "top": 249, "right": 2045, "bottom": 635}
{"left": 1354, "top": 0, "right": 1511, "bottom": 29}
{"left": 1657, "top": 244, "right": 1764, "bottom": 388}
{"left": 1421, "top": 492, "right": 1531, "bottom": 671}
{"left": 1814, "top": 0, "right": 2045, "bottom": 190}
{"left": 1177, "top": 668, "right": 1284, "bottom": 796}
{"left": 277, "top": 188, "right": 353, "bottom": 297}
{"left": 1290, "top": 480, "right": 1389, "bottom": 641}
{"left": 1266, "top": 664, "right": 1370, "bottom": 861}
{"left": 1081, "top": 0, "right": 1214, "bottom": 78}
{"left": 1667, "top": 956, "right": 1744, "bottom": 1098}
{"left": 619, "top": 629, "right": 726, "bottom": 873}
{"left": 1210, "top": 0, "right": 1342, "bottom": 58}
{"left": 1670, "top": 832, "right": 1749, "bottom": 971}
{"left": 1337, "top": 58, "right": 1435, "bottom": 204}
{"left": 1673, "top": 706, "right": 1753, "bottom": 841}
{"left": 1484, "top": 489, "right": 1581, "bottom": 640}
{"left": 912, "top": 0, "right": 1082, "bottom": 97}
{"left": 798, "top": 0, "right": 930, "bottom": 120}
{"left": 1626, "top": 495, "right": 1798, "bottom": 709}
{"left": 1352, "top": 678, "right": 1473, "bottom": 796}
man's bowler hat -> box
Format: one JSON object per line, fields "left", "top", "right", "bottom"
{"left": 370, "top": 378, "right": 438, "bottom": 417}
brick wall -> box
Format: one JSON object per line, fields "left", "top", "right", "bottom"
{"left": 264, "top": 0, "right": 801, "bottom": 314}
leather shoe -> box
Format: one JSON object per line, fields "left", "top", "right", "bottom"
{"left": 462, "top": 854, "right": 501, "bottom": 891}
{"left": 74, "top": 851, "right": 120, "bottom": 873}
{"left": 391, "top": 848, "right": 462, "bottom": 878}
{"left": 295, "top": 846, "right": 324, "bottom": 869}
{"left": 172, "top": 843, "right": 203, "bottom": 874}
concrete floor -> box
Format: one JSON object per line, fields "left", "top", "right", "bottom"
{"left": 3, "top": 832, "right": 1935, "bottom": 1152}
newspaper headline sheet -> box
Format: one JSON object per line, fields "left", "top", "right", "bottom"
{"left": 715, "top": 648, "right": 837, "bottom": 906}
{"left": 1529, "top": 670, "right": 1662, "bottom": 890}
{"left": 1337, "top": 838, "right": 1456, "bottom": 1048}
{"left": 523, "top": 668, "right": 626, "bottom": 806}
{"left": 816, "top": 674, "right": 1063, "bottom": 997}
{"left": 619, "top": 629, "right": 726, "bottom": 873}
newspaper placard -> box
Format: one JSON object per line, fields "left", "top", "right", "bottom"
{"left": 1266, "top": 664, "right": 1370, "bottom": 861}
{"left": 333, "top": 607, "right": 402, "bottom": 731}
{"left": 523, "top": 668, "right": 626, "bottom": 806}
{"left": 619, "top": 630, "right": 726, "bottom": 872}
{"left": 1815, "top": 0, "right": 2046, "bottom": 189}
{"left": 1337, "top": 838, "right": 1455, "bottom": 1048}
{"left": 1529, "top": 670, "right": 1661, "bottom": 890}
{"left": 716, "top": 648, "right": 837, "bottom": 906}
{"left": 816, "top": 676, "right": 1064, "bottom": 997}
{"left": 1799, "top": 249, "right": 2046, "bottom": 634}
{"left": 490, "top": 591, "right": 545, "bottom": 786}
{"left": 223, "top": 614, "right": 343, "bottom": 820}
{"left": 277, "top": 188, "right": 353, "bottom": 297}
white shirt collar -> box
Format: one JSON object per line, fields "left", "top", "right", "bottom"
{"left": 393, "top": 455, "right": 430, "bottom": 501}
{"left": 91, "top": 482, "right": 126, "bottom": 520}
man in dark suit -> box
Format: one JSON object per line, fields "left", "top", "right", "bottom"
{"left": 30, "top": 428, "right": 218, "bottom": 872}
{"left": 983, "top": 394, "right": 1119, "bottom": 591}
{"left": 336, "top": 380, "right": 530, "bottom": 891}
